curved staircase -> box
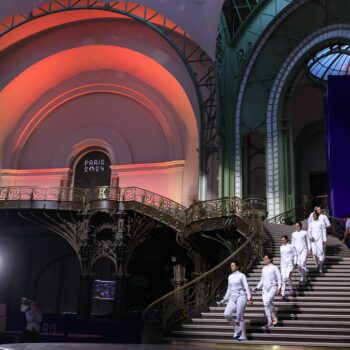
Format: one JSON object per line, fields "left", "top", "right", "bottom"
{"left": 168, "top": 221, "right": 350, "bottom": 347}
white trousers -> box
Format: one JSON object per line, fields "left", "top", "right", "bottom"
{"left": 280, "top": 262, "right": 294, "bottom": 296}
{"left": 311, "top": 240, "right": 325, "bottom": 268}
{"left": 262, "top": 286, "right": 277, "bottom": 323}
{"left": 224, "top": 295, "right": 247, "bottom": 339}
{"left": 295, "top": 248, "right": 308, "bottom": 282}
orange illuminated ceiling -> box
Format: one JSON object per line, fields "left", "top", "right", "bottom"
{"left": 0, "top": 1, "right": 188, "bottom": 53}
{"left": 1, "top": 45, "right": 198, "bottom": 166}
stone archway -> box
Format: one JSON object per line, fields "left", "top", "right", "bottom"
{"left": 233, "top": 0, "right": 350, "bottom": 216}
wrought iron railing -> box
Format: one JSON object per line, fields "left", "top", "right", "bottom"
{"left": 186, "top": 197, "right": 262, "bottom": 223}
{"left": 120, "top": 187, "right": 187, "bottom": 224}
{"left": 142, "top": 199, "right": 265, "bottom": 333}
{"left": 267, "top": 201, "right": 314, "bottom": 225}
{"left": 0, "top": 186, "right": 102, "bottom": 203}
{"left": 0, "top": 186, "right": 261, "bottom": 228}
{"left": 243, "top": 196, "right": 267, "bottom": 211}
{"left": 329, "top": 216, "right": 345, "bottom": 240}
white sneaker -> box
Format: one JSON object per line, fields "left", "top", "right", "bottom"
{"left": 238, "top": 335, "right": 247, "bottom": 342}
{"left": 233, "top": 330, "right": 242, "bottom": 340}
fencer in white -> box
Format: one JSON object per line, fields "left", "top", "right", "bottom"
{"left": 308, "top": 209, "right": 331, "bottom": 229}
{"left": 280, "top": 236, "right": 297, "bottom": 298}
{"left": 254, "top": 255, "right": 282, "bottom": 327}
{"left": 220, "top": 261, "right": 252, "bottom": 341}
{"left": 309, "top": 208, "right": 330, "bottom": 258}
{"left": 291, "top": 222, "right": 311, "bottom": 284}
{"left": 308, "top": 213, "right": 327, "bottom": 273}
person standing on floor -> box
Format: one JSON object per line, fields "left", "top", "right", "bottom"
{"left": 24, "top": 301, "right": 42, "bottom": 342}
{"left": 253, "top": 254, "right": 281, "bottom": 328}
{"left": 308, "top": 212, "right": 327, "bottom": 275}
{"left": 218, "top": 260, "right": 253, "bottom": 342}
{"left": 280, "top": 235, "right": 297, "bottom": 300}
{"left": 291, "top": 222, "right": 311, "bottom": 285}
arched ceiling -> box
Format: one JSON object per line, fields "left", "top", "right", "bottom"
{"left": 0, "top": 0, "right": 224, "bottom": 59}
{"left": 0, "top": 45, "right": 199, "bottom": 167}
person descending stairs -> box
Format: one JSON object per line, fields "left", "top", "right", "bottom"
{"left": 168, "top": 221, "right": 350, "bottom": 347}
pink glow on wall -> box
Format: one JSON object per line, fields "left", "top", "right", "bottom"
{"left": 11, "top": 84, "right": 179, "bottom": 166}
{"left": 0, "top": 46, "right": 197, "bottom": 149}
{"left": 0, "top": 161, "right": 185, "bottom": 203}
{"left": 111, "top": 160, "right": 185, "bottom": 203}
{"left": 0, "top": 15, "right": 201, "bottom": 205}
{"left": 0, "top": 168, "right": 70, "bottom": 187}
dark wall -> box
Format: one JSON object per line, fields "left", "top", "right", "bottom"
{"left": 0, "top": 219, "right": 80, "bottom": 314}
{"left": 325, "top": 76, "right": 350, "bottom": 217}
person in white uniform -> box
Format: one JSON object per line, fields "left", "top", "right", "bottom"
{"left": 291, "top": 222, "right": 310, "bottom": 285}
{"left": 218, "top": 260, "right": 253, "bottom": 341}
{"left": 280, "top": 235, "right": 297, "bottom": 300}
{"left": 253, "top": 254, "right": 281, "bottom": 327}
{"left": 308, "top": 206, "right": 331, "bottom": 229}
{"left": 308, "top": 212, "right": 327, "bottom": 274}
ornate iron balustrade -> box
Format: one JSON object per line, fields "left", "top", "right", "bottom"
{"left": 329, "top": 216, "right": 345, "bottom": 240}
{"left": 0, "top": 186, "right": 264, "bottom": 226}
{"left": 186, "top": 196, "right": 261, "bottom": 223}
{"left": 243, "top": 196, "right": 267, "bottom": 211}
{"left": 186, "top": 197, "right": 232, "bottom": 222}
{"left": 142, "top": 199, "right": 265, "bottom": 334}
{"left": 0, "top": 186, "right": 114, "bottom": 203}
{"left": 120, "top": 187, "right": 187, "bottom": 224}
{"left": 267, "top": 204, "right": 311, "bottom": 225}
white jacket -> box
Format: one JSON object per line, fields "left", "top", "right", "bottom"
{"left": 308, "top": 220, "right": 327, "bottom": 243}
{"left": 25, "top": 310, "right": 43, "bottom": 332}
{"left": 280, "top": 243, "right": 297, "bottom": 266}
{"left": 222, "top": 271, "right": 251, "bottom": 301}
{"left": 308, "top": 213, "right": 331, "bottom": 229}
{"left": 292, "top": 230, "right": 310, "bottom": 252}
{"left": 256, "top": 263, "right": 282, "bottom": 290}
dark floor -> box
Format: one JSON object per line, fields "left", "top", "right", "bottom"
{"left": 1, "top": 344, "right": 350, "bottom": 350}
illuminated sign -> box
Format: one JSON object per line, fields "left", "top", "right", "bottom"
{"left": 84, "top": 159, "right": 105, "bottom": 173}
{"left": 74, "top": 151, "right": 111, "bottom": 188}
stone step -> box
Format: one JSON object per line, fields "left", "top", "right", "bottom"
{"left": 191, "top": 318, "right": 350, "bottom": 326}
{"left": 249, "top": 291, "right": 350, "bottom": 296}
{"left": 172, "top": 330, "right": 350, "bottom": 342}
{"left": 182, "top": 324, "right": 350, "bottom": 333}
{"left": 210, "top": 301, "right": 350, "bottom": 309}
{"left": 205, "top": 307, "right": 350, "bottom": 314}
{"left": 250, "top": 267, "right": 350, "bottom": 273}
{"left": 202, "top": 312, "right": 350, "bottom": 318}
{"left": 170, "top": 222, "right": 350, "bottom": 347}
{"left": 260, "top": 257, "right": 349, "bottom": 261}
{"left": 247, "top": 278, "right": 350, "bottom": 283}
{"left": 165, "top": 337, "right": 350, "bottom": 347}
{"left": 248, "top": 272, "right": 350, "bottom": 276}
{"left": 246, "top": 281, "right": 350, "bottom": 286}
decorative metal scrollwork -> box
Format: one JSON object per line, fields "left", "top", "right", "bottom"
{"left": 142, "top": 197, "right": 265, "bottom": 333}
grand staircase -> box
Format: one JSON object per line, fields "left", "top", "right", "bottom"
{"left": 168, "top": 221, "right": 350, "bottom": 347}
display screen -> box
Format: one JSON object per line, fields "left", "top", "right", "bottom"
{"left": 93, "top": 280, "right": 116, "bottom": 301}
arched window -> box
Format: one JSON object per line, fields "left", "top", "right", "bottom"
{"left": 308, "top": 44, "right": 350, "bottom": 81}
{"left": 74, "top": 151, "right": 111, "bottom": 189}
